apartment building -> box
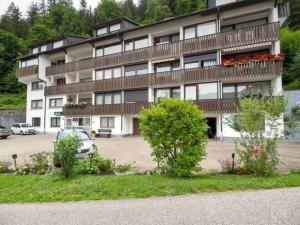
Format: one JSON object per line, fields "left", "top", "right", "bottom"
{"left": 16, "top": 0, "right": 290, "bottom": 139}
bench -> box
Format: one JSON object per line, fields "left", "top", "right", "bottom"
{"left": 98, "top": 129, "right": 112, "bottom": 138}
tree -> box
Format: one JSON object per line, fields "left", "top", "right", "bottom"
{"left": 94, "top": 0, "right": 121, "bottom": 24}
{"left": 27, "top": 2, "right": 40, "bottom": 26}
{"left": 121, "top": 0, "right": 137, "bottom": 20}
{"left": 226, "top": 91, "right": 296, "bottom": 176}
{"left": 289, "top": 0, "right": 300, "bottom": 30}
{"left": 140, "top": 98, "right": 208, "bottom": 177}
{"left": 0, "top": 29, "right": 26, "bottom": 93}
{"left": 27, "top": 23, "right": 57, "bottom": 46}
{"left": 143, "top": 0, "right": 172, "bottom": 24}
{"left": 53, "top": 135, "right": 81, "bottom": 178}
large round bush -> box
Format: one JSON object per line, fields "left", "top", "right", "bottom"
{"left": 140, "top": 98, "right": 208, "bottom": 177}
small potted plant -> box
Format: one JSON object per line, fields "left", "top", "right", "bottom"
{"left": 91, "top": 130, "right": 96, "bottom": 139}
{"left": 274, "top": 53, "right": 285, "bottom": 61}
{"left": 79, "top": 102, "right": 87, "bottom": 108}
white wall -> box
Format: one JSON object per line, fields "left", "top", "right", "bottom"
{"left": 91, "top": 115, "right": 122, "bottom": 135}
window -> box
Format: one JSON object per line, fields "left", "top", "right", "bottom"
{"left": 222, "top": 85, "right": 235, "bottom": 99}
{"left": 32, "top": 81, "right": 43, "bottom": 90}
{"left": 185, "top": 62, "right": 199, "bottom": 69}
{"left": 185, "top": 85, "right": 197, "bottom": 100}
{"left": 32, "top": 117, "right": 41, "bottom": 127}
{"left": 155, "top": 89, "right": 170, "bottom": 102}
{"left": 198, "top": 83, "right": 218, "bottom": 99}
{"left": 21, "top": 58, "right": 38, "bottom": 67}
{"left": 125, "top": 63, "right": 148, "bottom": 76}
{"left": 49, "top": 98, "right": 63, "bottom": 108}
{"left": 125, "top": 37, "right": 148, "bottom": 51}
{"left": 202, "top": 59, "right": 217, "bottom": 67}
{"left": 96, "top": 27, "right": 107, "bottom": 36}
{"left": 95, "top": 93, "right": 121, "bottom": 105}
{"left": 197, "top": 21, "right": 216, "bottom": 37}
{"left": 56, "top": 78, "right": 66, "bottom": 85}
{"left": 50, "top": 117, "right": 60, "bottom": 127}
{"left": 154, "top": 33, "right": 179, "bottom": 45}
{"left": 172, "top": 88, "right": 181, "bottom": 99}
{"left": 155, "top": 61, "right": 180, "bottom": 73}
{"left": 96, "top": 44, "right": 122, "bottom": 57}
{"left": 96, "top": 67, "right": 122, "bottom": 80}
{"left": 41, "top": 45, "right": 47, "bottom": 52}
{"left": 110, "top": 23, "right": 121, "bottom": 32}
{"left": 32, "top": 47, "right": 39, "bottom": 54}
{"left": 184, "top": 21, "right": 216, "bottom": 39}
{"left": 100, "top": 117, "right": 115, "bottom": 128}
{"left": 53, "top": 40, "right": 63, "bottom": 49}
{"left": 31, "top": 100, "right": 43, "bottom": 109}
{"left": 184, "top": 27, "right": 196, "bottom": 39}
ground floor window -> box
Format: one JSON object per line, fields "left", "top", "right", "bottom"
{"left": 100, "top": 117, "right": 115, "bottom": 128}
{"left": 32, "top": 117, "right": 41, "bottom": 127}
{"left": 65, "top": 117, "right": 91, "bottom": 132}
{"left": 50, "top": 117, "right": 60, "bottom": 127}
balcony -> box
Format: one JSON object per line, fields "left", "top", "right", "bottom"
{"left": 45, "top": 61, "right": 283, "bottom": 96}
{"left": 62, "top": 99, "right": 239, "bottom": 116}
{"left": 16, "top": 65, "right": 38, "bottom": 77}
{"left": 46, "top": 23, "right": 280, "bottom": 76}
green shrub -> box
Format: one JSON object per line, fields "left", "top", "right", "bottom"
{"left": 75, "top": 153, "right": 134, "bottom": 175}
{"left": 15, "top": 162, "right": 32, "bottom": 175}
{"left": 54, "top": 135, "right": 81, "bottom": 178}
{"left": 140, "top": 98, "right": 208, "bottom": 177}
{"left": 0, "top": 162, "right": 10, "bottom": 174}
{"left": 30, "top": 152, "right": 50, "bottom": 175}
{"left": 226, "top": 91, "right": 296, "bottom": 176}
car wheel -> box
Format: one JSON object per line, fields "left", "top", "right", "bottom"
{"left": 11, "top": 130, "right": 14, "bottom": 135}
{"left": 2, "top": 136, "right": 8, "bottom": 139}
{"left": 20, "top": 131, "right": 24, "bottom": 135}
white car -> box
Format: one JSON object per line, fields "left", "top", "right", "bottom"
{"left": 11, "top": 123, "right": 38, "bottom": 135}
{"left": 55, "top": 129, "right": 97, "bottom": 155}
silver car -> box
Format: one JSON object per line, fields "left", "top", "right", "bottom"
{"left": 11, "top": 123, "right": 37, "bottom": 135}
{"left": 55, "top": 129, "right": 97, "bottom": 155}
{"left": 0, "top": 126, "right": 11, "bottom": 139}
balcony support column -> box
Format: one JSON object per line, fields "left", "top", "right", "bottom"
{"left": 92, "top": 70, "right": 96, "bottom": 80}
{"left": 148, "top": 87, "right": 154, "bottom": 103}
{"left": 180, "top": 84, "right": 184, "bottom": 100}
{"left": 76, "top": 72, "right": 80, "bottom": 83}
{"left": 179, "top": 26, "right": 184, "bottom": 40}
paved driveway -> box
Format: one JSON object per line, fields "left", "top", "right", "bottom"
{"left": 1, "top": 187, "right": 299, "bottom": 225}
{"left": 0, "top": 134, "right": 300, "bottom": 172}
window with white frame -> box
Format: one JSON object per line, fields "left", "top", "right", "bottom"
{"left": 198, "top": 82, "right": 218, "bottom": 99}
{"left": 100, "top": 117, "right": 115, "bottom": 128}
{"left": 125, "top": 37, "right": 148, "bottom": 51}
{"left": 53, "top": 40, "right": 63, "bottom": 49}
{"left": 32, "top": 47, "right": 39, "bottom": 54}
{"left": 95, "top": 92, "right": 121, "bottom": 105}
{"left": 96, "top": 44, "right": 122, "bottom": 57}
{"left": 124, "top": 63, "right": 148, "bottom": 76}
{"left": 95, "top": 67, "right": 121, "bottom": 80}
{"left": 40, "top": 45, "right": 47, "bottom": 52}
{"left": 21, "top": 58, "right": 38, "bottom": 68}
{"left": 185, "top": 85, "right": 197, "bottom": 100}
{"left": 96, "top": 27, "right": 108, "bottom": 36}
{"left": 49, "top": 98, "right": 63, "bottom": 108}
{"left": 184, "top": 21, "right": 216, "bottom": 39}
{"left": 110, "top": 23, "right": 121, "bottom": 32}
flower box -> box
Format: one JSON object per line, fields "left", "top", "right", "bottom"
{"left": 223, "top": 58, "right": 237, "bottom": 66}
{"left": 238, "top": 56, "right": 251, "bottom": 64}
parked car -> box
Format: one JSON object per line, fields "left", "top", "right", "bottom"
{"left": 11, "top": 123, "right": 38, "bottom": 135}
{"left": 55, "top": 129, "right": 97, "bottom": 155}
{"left": 0, "top": 126, "right": 11, "bottom": 139}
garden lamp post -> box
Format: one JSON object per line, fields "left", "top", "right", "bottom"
{"left": 12, "top": 154, "right": 17, "bottom": 167}
{"left": 231, "top": 153, "right": 235, "bottom": 172}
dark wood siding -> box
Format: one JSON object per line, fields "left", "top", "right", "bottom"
{"left": 124, "top": 89, "right": 148, "bottom": 102}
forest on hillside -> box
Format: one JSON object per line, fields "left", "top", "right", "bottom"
{"left": 0, "top": 0, "right": 299, "bottom": 99}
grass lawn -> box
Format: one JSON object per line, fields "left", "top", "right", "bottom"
{"left": 0, "top": 173, "right": 300, "bottom": 203}
{"left": 0, "top": 93, "right": 26, "bottom": 110}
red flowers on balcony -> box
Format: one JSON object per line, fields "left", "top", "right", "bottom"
{"left": 223, "top": 58, "right": 237, "bottom": 66}
{"left": 223, "top": 53, "right": 285, "bottom": 66}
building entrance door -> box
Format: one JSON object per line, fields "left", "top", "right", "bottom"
{"left": 132, "top": 118, "right": 140, "bottom": 135}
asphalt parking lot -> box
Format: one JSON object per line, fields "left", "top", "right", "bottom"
{"left": 0, "top": 134, "right": 300, "bottom": 172}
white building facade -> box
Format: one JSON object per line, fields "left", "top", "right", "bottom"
{"left": 16, "top": 0, "right": 290, "bottom": 139}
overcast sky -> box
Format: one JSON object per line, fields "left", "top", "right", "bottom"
{"left": 0, "top": 0, "right": 138, "bottom": 17}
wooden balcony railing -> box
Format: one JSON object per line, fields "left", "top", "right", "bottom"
{"left": 45, "top": 61, "right": 282, "bottom": 96}
{"left": 16, "top": 65, "right": 38, "bottom": 77}
{"left": 62, "top": 99, "right": 239, "bottom": 116}
{"left": 46, "top": 23, "right": 280, "bottom": 76}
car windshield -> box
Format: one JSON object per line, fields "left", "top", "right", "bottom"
{"left": 59, "top": 131, "right": 91, "bottom": 141}
{"left": 0, "top": 126, "right": 6, "bottom": 129}
{"left": 21, "top": 124, "right": 32, "bottom": 128}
